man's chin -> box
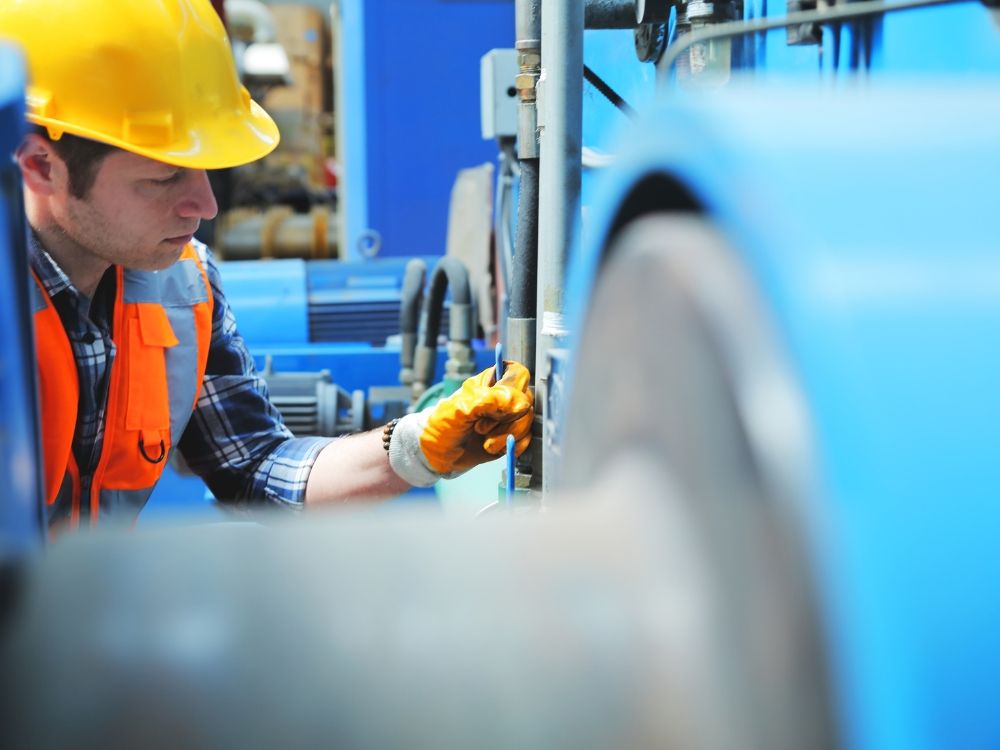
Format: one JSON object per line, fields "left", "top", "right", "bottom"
{"left": 143, "top": 242, "right": 189, "bottom": 270}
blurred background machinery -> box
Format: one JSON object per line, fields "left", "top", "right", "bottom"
{"left": 4, "top": 2, "right": 1000, "bottom": 749}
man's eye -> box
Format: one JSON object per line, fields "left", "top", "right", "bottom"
{"left": 151, "top": 172, "right": 181, "bottom": 185}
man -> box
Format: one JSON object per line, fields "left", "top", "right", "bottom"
{"left": 3, "top": 0, "right": 532, "bottom": 528}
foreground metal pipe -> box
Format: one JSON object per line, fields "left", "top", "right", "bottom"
{"left": 536, "top": 0, "right": 583, "bottom": 492}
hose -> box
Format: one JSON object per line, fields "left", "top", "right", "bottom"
{"left": 399, "top": 259, "right": 426, "bottom": 386}
{"left": 414, "top": 257, "right": 474, "bottom": 392}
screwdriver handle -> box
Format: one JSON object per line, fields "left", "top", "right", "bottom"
{"left": 505, "top": 433, "right": 516, "bottom": 508}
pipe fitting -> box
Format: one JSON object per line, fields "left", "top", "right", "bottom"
{"left": 515, "top": 69, "right": 540, "bottom": 102}
{"left": 412, "top": 343, "right": 436, "bottom": 399}
{"left": 444, "top": 341, "right": 476, "bottom": 381}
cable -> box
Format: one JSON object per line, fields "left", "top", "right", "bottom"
{"left": 657, "top": 0, "right": 973, "bottom": 81}
{"left": 583, "top": 64, "right": 638, "bottom": 121}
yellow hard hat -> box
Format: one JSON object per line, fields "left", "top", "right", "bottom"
{"left": 0, "top": 0, "right": 279, "bottom": 169}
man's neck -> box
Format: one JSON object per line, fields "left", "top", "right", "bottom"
{"left": 28, "top": 218, "right": 110, "bottom": 298}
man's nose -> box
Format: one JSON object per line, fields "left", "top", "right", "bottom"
{"left": 175, "top": 169, "right": 219, "bottom": 221}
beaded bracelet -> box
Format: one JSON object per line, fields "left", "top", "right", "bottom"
{"left": 381, "top": 417, "right": 400, "bottom": 452}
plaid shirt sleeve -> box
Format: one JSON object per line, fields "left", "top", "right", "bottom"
{"left": 177, "top": 242, "right": 332, "bottom": 508}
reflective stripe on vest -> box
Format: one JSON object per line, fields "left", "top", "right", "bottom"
{"left": 33, "top": 243, "right": 213, "bottom": 528}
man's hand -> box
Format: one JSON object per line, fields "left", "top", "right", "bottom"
{"left": 388, "top": 361, "right": 534, "bottom": 487}
{"left": 421, "top": 361, "right": 533, "bottom": 473}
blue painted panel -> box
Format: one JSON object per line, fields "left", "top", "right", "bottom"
{"left": 564, "top": 81, "right": 1000, "bottom": 750}
{"left": 249, "top": 342, "right": 495, "bottom": 394}
{"left": 345, "top": 0, "right": 514, "bottom": 259}
{"left": 218, "top": 258, "right": 310, "bottom": 345}
{"left": 0, "top": 44, "right": 43, "bottom": 553}
{"left": 339, "top": 0, "right": 370, "bottom": 263}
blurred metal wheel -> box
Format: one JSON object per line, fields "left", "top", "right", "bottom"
{"left": 558, "top": 213, "right": 839, "bottom": 750}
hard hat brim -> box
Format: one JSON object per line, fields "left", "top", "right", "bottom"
{"left": 29, "top": 98, "right": 281, "bottom": 171}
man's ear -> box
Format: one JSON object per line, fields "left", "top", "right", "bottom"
{"left": 15, "top": 133, "right": 67, "bottom": 197}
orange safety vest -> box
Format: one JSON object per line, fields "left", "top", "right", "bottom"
{"left": 31, "top": 244, "right": 214, "bottom": 527}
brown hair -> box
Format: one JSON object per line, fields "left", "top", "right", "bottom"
{"left": 30, "top": 126, "right": 116, "bottom": 199}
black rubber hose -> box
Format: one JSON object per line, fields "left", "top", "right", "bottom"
{"left": 584, "top": 0, "right": 639, "bottom": 29}
{"left": 510, "top": 158, "right": 539, "bottom": 319}
{"left": 584, "top": 65, "right": 638, "bottom": 120}
{"left": 400, "top": 259, "right": 426, "bottom": 336}
{"left": 421, "top": 256, "right": 472, "bottom": 350}
{"left": 399, "top": 259, "right": 426, "bottom": 373}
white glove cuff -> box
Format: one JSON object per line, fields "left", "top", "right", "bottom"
{"left": 388, "top": 410, "right": 453, "bottom": 488}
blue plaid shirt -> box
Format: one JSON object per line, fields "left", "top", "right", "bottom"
{"left": 29, "top": 232, "right": 331, "bottom": 518}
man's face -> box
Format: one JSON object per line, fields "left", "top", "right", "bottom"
{"left": 52, "top": 150, "right": 219, "bottom": 271}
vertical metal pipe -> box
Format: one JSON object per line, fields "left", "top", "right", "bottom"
{"left": 536, "top": 0, "right": 583, "bottom": 493}
{"left": 508, "top": 159, "right": 538, "bottom": 377}
{"left": 509, "top": 0, "right": 541, "bottom": 376}
{"left": 508, "top": 0, "right": 542, "bottom": 493}
{"left": 516, "top": 0, "right": 541, "bottom": 50}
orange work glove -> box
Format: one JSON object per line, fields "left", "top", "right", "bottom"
{"left": 420, "top": 361, "right": 533, "bottom": 473}
{"left": 387, "top": 361, "right": 534, "bottom": 486}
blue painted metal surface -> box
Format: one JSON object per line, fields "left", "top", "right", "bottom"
{"left": 557, "top": 11, "right": 1000, "bottom": 750}
{"left": 339, "top": 0, "right": 515, "bottom": 261}
{"left": 221, "top": 256, "right": 447, "bottom": 347}
{"left": 0, "top": 44, "right": 43, "bottom": 553}
{"left": 563, "top": 79, "right": 1000, "bottom": 750}
{"left": 219, "top": 258, "right": 310, "bottom": 345}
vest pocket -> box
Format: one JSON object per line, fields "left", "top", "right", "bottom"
{"left": 103, "top": 305, "right": 178, "bottom": 489}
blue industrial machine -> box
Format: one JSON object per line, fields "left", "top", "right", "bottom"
{"left": 545, "top": 3, "right": 1000, "bottom": 749}
{"left": 4, "top": 3, "right": 1000, "bottom": 749}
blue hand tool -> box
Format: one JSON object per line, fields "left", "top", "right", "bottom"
{"left": 505, "top": 433, "right": 516, "bottom": 508}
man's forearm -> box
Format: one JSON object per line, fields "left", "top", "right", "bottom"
{"left": 304, "top": 428, "right": 412, "bottom": 505}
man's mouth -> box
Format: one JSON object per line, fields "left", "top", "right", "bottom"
{"left": 163, "top": 229, "right": 198, "bottom": 246}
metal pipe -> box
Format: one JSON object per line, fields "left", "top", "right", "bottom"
{"left": 656, "top": 0, "right": 970, "bottom": 83}
{"left": 536, "top": 0, "right": 584, "bottom": 493}
{"left": 515, "top": 0, "right": 541, "bottom": 48}
{"left": 510, "top": 160, "right": 539, "bottom": 323}
{"left": 217, "top": 207, "right": 338, "bottom": 260}
{"left": 584, "top": 0, "right": 639, "bottom": 28}
{"left": 507, "top": 158, "right": 538, "bottom": 380}
{"left": 515, "top": 0, "right": 541, "bottom": 161}
{"left": 510, "top": 0, "right": 541, "bottom": 372}
{"left": 398, "top": 259, "right": 426, "bottom": 387}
